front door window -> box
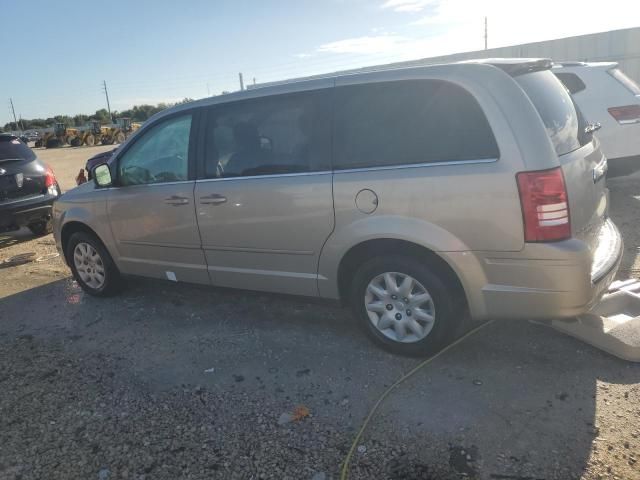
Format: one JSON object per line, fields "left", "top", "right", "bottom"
{"left": 118, "top": 114, "right": 192, "bottom": 186}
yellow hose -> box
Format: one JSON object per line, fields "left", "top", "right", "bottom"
{"left": 339, "top": 319, "right": 495, "bottom": 480}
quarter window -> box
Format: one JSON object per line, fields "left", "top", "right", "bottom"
{"left": 553, "top": 72, "right": 587, "bottom": 94}
{"left": 118, "top": 114, "right": 192, "bottom": 186}
{"left": 202, "top": 90, "right": 331, "bottom": 178}
{"left": 333, "top": 80, "right": 499, "bottom": 170}
{"left": 517, "top": 71, "right": 590, "bottom": 156}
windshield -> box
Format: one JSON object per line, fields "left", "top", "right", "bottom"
{"left": 516, "top": 70, "right": 590, "bottom": 156}
{"left": 0, "top": 135, "right": 36, "bottom": 161}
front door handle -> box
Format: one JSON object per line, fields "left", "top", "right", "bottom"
{"left": 200, "top": 194, "right": 227, "bottom": 205}
{"left": 164, "top": 195, "right": 190, "bottom": 206}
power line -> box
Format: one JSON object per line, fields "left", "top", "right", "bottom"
{"left": 4, "top": 46, "right": 456, "bottom": 125}
{"left": 104, "top": 49, "right": 406, "bottom": 91}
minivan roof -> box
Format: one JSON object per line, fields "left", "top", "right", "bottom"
{"left": 552, "top": 61, "right": 618, "bottom": 69}
{"left": 457, "top": 58, "right": 553, "bottom": 76}
{"left": 149, "top": 57, "right": 552, "bottom": 125}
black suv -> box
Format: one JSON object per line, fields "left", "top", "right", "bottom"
{"left": 0, "top": 134, "right": 60, "bottom": 235}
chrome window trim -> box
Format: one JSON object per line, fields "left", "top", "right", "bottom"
{"left": 105, "top": 180, "right": 194, "bottom": 190}
{"left": 334, "top": 157, "right": 498, "bottom": 174}
{"left": 193, "top": 158, "right": 498, "bottom": 183}
{"left": 195, "top": 170, "right": 332, "bottom": 183}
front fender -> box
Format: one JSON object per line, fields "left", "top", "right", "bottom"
{"left": 53, "top": 187, "right": 115, "bottom": 265}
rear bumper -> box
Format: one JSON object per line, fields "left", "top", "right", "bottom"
{"left": 0, "top": 193, "right": 57, "bottom": 231}
{"left": 448, "top": 219, "right": 623, "bottom": 321}
{"left": 607, "top": 155, "right": 640, "bottom": 177}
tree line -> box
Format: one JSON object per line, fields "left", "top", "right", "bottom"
{"left": 2, "top": 98, "right": 194, "bottom": 132}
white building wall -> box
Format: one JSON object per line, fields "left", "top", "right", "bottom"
{"left": 252, "top": 27, "right": 640, "bottom": 89}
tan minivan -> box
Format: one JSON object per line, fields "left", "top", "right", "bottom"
{"left": 53, "top": 58, "right": 622, "bottom": 355}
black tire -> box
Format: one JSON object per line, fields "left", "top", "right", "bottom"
{"left": 70, "top": 137, "right": 81, "bottom": 147}
{"left": 45, "top": 138, "right": 62, "bottom": 149}
{"left": 28, "top": 220, "right": 52, "bottom": 236}
{"left": 350, "top": 255, "right": 459, "bottom": 356}
{"left": 65, "top": 231, "right": 123, "bottom": 297}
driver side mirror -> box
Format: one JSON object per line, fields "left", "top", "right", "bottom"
{"left": 93, "top": 163, "right": 113, "bottom": 188}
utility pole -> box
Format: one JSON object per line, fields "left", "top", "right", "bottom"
{"left": 484, "top": 16, "right": 488, "bottom": 50}
{"left": 238, "top": 72, "right": 244, "bottom": 91}
{"left": 253, "top": 77, "right": 256, "bottom": 86}
{"left": 102, "top": 80, "right": 112, "bottom": 122}
{"left": 207, "top": 83, "right": 211, "bottom": 96}
{"left": 9, "top": 98, "right": 20, "bottom": 132}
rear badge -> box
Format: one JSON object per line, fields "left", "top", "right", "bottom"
{"left": 15, "top": 173, "right": 23, "bottom": 188}
{"left": 593, "top": 157, "right": 608, "bottom": 183}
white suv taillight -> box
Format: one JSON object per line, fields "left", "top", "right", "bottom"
{"left": 516, "top": 167, "right": 571, "bottom": 242}
{"left": 608, "top": 104, "right": 640, "bottom": 124}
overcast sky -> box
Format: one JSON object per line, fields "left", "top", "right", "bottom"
{"left": 1, "top": 0, "right": 639, "bottom": 125}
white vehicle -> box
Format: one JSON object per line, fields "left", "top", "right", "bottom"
{"left": 553, "top": 62, "right": 640, "bottom": 176}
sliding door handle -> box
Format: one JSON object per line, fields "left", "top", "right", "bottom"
{"left": 200, "top": 194, "right": 227, "bottom": 205}
{"left": 164, "top": 195, "right": 190, "bottom": 206}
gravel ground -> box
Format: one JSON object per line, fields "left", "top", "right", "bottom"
{"left": 1, "top": 152, "right": 639, "bottom": 480}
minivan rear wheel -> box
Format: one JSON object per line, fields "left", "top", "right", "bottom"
{"left": 350, "top": 255, "right": 457, "bottom": 356}
{"left": 66, "top": 231, "right": 123, "bottom": 297}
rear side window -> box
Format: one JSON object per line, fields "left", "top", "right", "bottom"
{"left": 0, "top": 136, "right": 36, "bottom": 161}
{"left": 202, "top": 89, "right": 331, "bottom": 178}
{"left": 516, "top": 71, "right": 590, "bottom": 156}
{"left": 608, "top": 68, "right": 640, "bottom": 95}
{"left": 333, "top": 80, "right": 499, "bottom": 170}
{"left": 554, "top": 72, "right": 586, "bottom": 94}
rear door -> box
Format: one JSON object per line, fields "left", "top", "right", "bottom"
{"left": 106, "top": 111, "right": 208, "bottom": 284}
{"left": 515, "top": 70, "right": 608, "bottom": 250}
{"left": 0, "top": 137, "right": 45, "bottom": 202}
{"left": 194, "top": 87, "right": 334, "bottom": 296}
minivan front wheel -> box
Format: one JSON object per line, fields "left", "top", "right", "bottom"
{"left": 66, "top": 231, "right": 122, "bottom": 297}
{"left": 350, "top": 256, "right": 456, "bottom": 356}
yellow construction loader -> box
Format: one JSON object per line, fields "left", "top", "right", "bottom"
{"left": 34, "top": 123, "right": 70, "bottom": 148}
{"left": 68, "top": 121, "right": 103, "bottom": 147}
{"left": 100, "top": 117, "right": 140, "bottom": 145}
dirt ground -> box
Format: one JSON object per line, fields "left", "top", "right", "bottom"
{"left": 1, "top": 149, "right": 639, "bottom": 479}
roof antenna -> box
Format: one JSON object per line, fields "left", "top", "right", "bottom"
{"left": 484, "top": 17, "right": 488, "bottom": 50}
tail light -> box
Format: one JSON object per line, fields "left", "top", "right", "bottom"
{"left": 44, "top": 165, "right": 59, "bottom": 195}
{"left": 44, "top": 166, "right": 56, "bottom": 187}
{"left": 608, "top": 105, "right": 640, "bottom": 124}
{"left": 516, "top": 167, "right": 571, "bottom": 242}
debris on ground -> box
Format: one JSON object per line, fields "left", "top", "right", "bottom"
{"left": 0, "top": 252, "right": 36, "bottom": 268}
{"left": 278, "top": 405, "right": 311, "bottom": 425}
